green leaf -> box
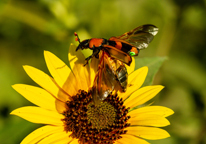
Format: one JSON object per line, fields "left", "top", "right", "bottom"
{"left": 135, "top": 57, "right": 167, "bottom": 86}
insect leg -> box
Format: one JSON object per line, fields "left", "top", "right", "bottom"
{"left": 84, "top": 48, "right": 100, "bottom": 66}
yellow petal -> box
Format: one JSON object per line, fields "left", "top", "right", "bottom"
{"left": 44, "top": 51, "right": 71, "bottom": 88}
{"left": 61, "top": 71, "right": 79, "bottom": 96}
{"left": 129, "top": 106, "right": 174, "bottom": 118}
{"left": 125, "top": 57, "right": 135, "bottom": 75}
{"left": 68, "top": 44, "right": 90, "bottom": 91}
{"left": 44, "top": 50, "right": 77, "bottom": 98}
{"left": 54, "top": 138, "right": 74, "bottom": 144}
{"left": 89, "top": 57, "right": 99, "bottom": 87}
{"left": 125, "top": 126, "right": 170, "bottom": 140}
{"left": 69, "top": 139, "right": 79, "bottom": 144}
{"left": 55, "top": 99, "right": 67, "bottom": 114}
{"left": 128, "top": 114, "right": 170, "bottom": 127}
{"left": 120, "top": 66, "right": 148, "bottom": 100}
{"left": 116, "top": 134, "right": 149, "bottom": 144}
{"left": 72, "top": 63, "right": 90, "bottom": 91}
{"left": 38, "top": 131, "right": 72, "bottom": 144}
{"left": 12, "top": 84, "right": 58, "bottom": 111}
{"left": 11, "top": 106, "right": 64, "bottom": 125}
{"left": 23, "top": 65, "right": 69, "bottom": 102}
{"left": 128, "top": 66, "right": 148, "bottom": 86}
{"left": 124, "top": 85, "right": 164, "bottom": 108}
{"left": 44, "top": 51, "right": 73, "bottom": 95}
{"left": 20, "top": 125, "right": 64, "bottom": 144}
{"left": 68, "top": 44, "right": 85, "bottom": 70}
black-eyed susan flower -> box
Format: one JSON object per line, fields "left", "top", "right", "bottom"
{"left": 11, "top": 44, "right": 174, "bottom": 144}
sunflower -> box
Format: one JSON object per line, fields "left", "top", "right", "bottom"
{"left": 11, "top": 44, "right": 174, "bottom": 144}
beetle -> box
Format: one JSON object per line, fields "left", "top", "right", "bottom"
{"left": 75, "top": 24, "right": 158, "bottom": 66}
{"left": 75, "top": 24, "right": 158, "bottom": 105}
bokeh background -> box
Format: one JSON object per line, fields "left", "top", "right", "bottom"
{"left": 0, "top": 0, "right": 206, "bottom": 144}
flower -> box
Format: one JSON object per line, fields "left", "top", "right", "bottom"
{"left": 11, "top": 44, "right": 174, "bottom": 144}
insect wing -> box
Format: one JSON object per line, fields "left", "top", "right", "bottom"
{"left": 104, "top": 55, "right": 128, "bottom": 92}
{"left": 92, "top": 52, "right": 118, "bottom": 105}
{"left": 114, "top": 24, "right": 158, "bottom": 50}
{"left": 103, "top": 45, "right": 132, "bottom": 66}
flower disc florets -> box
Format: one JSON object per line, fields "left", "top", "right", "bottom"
{"left": 62, "top": 90, "right": 131, "bottom": 144}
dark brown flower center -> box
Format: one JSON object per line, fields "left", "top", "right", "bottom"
{"left": 62, "top": 90, "right": 130, "bottom": 144}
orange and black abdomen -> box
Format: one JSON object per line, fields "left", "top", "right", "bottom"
{"left": 108, "top": 40, "right": 138, "bottom": 56}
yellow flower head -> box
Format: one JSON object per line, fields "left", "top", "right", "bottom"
{"left": 11, "top": 44, "right": 174, "bottom": 144}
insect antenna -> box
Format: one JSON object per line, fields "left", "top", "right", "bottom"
{"left": 74, "top": 32, "right": 81, "bottom": 44}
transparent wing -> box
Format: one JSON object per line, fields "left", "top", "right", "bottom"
{"left": 92, "top": 51, "right": 122, "bottom": 105}
{"left": 114, "top": 24, "right": 158, "bottom": 50}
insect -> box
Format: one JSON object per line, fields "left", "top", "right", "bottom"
{"left": 75, "top": 24, "right": 158, "bottom": 105}
{"left": 91, "top": 51, "right": 128, "bottom": 105}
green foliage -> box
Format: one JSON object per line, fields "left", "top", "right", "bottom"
{"left": 135, "top": 57, "right": 167, "bottom": 86}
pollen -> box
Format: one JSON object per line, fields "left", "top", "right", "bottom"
{"left": 87, "top": 101, "right": 116, "bottom": 130}
{"left": 62, "top": 90, "right": 131, "bottom": 144}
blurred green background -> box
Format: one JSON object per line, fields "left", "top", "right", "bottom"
{"left": 0, "top": 0, "right": 206, "bottom": 143}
